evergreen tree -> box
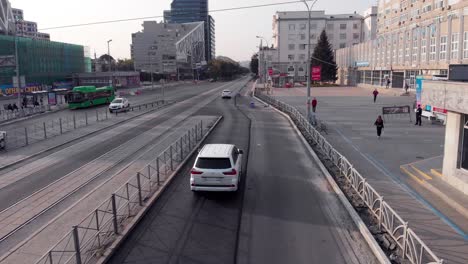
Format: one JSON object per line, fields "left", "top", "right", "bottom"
{"left": 311, "top": 30, "right": 338, "bottom": 82}
{"left": 250, "top": 54, "right": 259, "bottom": 75}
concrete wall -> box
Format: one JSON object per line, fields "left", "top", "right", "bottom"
{"left": 423, "top": 80, "right": 468, "bottom": 195}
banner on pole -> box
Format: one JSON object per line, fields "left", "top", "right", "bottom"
{"left": 311, "top": 66, "right": 322, "bottom": 81}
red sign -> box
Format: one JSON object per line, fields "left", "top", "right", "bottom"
{"left": 433, "top": 107, "right": 448, "bottom": 114}
{"left": 311, "top": 66, "right": 322, "bottom": 81}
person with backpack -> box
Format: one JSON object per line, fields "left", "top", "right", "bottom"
{"left": 374, "top": 115, "right": 384, "bottom": 139}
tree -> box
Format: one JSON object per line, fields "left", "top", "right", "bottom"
{"left": 98, "top": 54, "right": 115, "bottom": 72}
{"left": 250, "top": 54, "right": 259, "bottom": 75}
{"left": 311, "top": 30, "right": 338, "bottom": 82}
{"left": 208, "top": 57, "right": 247, "bottom": 80}
{"left": 116, "top": 59, "right": 135, "bottom": 71}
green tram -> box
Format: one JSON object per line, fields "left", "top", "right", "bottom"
{"left": 66, "top": 86, "right": 115, "bottom": 109}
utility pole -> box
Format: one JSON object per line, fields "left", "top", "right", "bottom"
{"left": 14, "top": 21, "right": 21, "bottom": 107}
{"left": 107, "top": 39, "right": 113, "bottom": 87}
{"left": 303, "top": 0, "right": 318, "bottom": 122}
{"left": 256, "top": 36, "right": 270, "bottom": 84}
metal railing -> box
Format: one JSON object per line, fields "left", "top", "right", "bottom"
{"left": 2, "top": 100, "right": 171, "bottom": 150}
{"left": 255, "top": 91, "right": 443, "bottom": 264}
{"left": 0, "top": 105, "right": 50, "bottom": 122}
{"left": 34, "top": 119, "right": 210, "bottom": 264}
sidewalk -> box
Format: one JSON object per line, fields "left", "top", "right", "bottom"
{"left": 273, "top": 86, "right": 467, "bottom": 263}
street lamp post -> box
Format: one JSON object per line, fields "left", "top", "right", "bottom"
{"left": 14, "top": 21, "right": 21, "bottom": 108}
{"left": 303, "top": 0, "right": 314, "bottom": 122}
{"left": 107, "top": 39, "right": 113, "bottom": 87}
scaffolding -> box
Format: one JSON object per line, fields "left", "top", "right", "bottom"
{"left": 0, "top": 35, "right": 85, "bottom": 86}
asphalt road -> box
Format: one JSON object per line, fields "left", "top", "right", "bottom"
{"left": 0, "top": 80, "right": 248, "bottom": 256}
{"left": 107, "top": 85, "right": 376, "bottom": 264}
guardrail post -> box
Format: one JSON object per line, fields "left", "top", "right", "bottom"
{"left": 200, "top": 120, "right": 203, "bottom": 137}
{"left": 111, "top": 194, "right": 119, "bottom": 234}
{"left": 43, "top": 122, "right": 47, "bottom": 139}
{"left": 59, "top": 118, "right": 63, "bottom": 134}
{"left": 180, "top": 138, "right": 183, "bottom": 160}
{"left": 85, "top": 112, "right": 88, "bottom": 126}
{"left": 402, "top": 222, "right": 408, "bottom": 257}
{"left": 188, "top": 130, "right": 191, "bottom": 148}
{"left": 137, "top": 173, "right": 143, "bottom": 206}
{"left": 170, "top": 146, "right": 174, "bottom": 171}
{"left": 24, "top": 127, "right": 28, "bottom": 145}
{"left": 106, "top": 109, "right": 108, "bottom": 120}
{"left": 73, "top": 114, "right": 76, "bottom": 129}
{"left": 96, "top": 110, "right": 99, "bottom": 122}
{"left": 48, "top": 251, "right": 53, "bottom": 264}
{"left": 378, "top": 197, "right": 384, "bottom": 231}
{"left": 95, "top": 209, "right": 101, "bottom": 247}
{"left": 72, "top": 226, "right": 82, "bottom": 264}
{"left": 156, "top": 157, "right": 161, "bottom": 185}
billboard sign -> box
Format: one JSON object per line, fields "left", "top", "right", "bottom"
{"left": 382, "top": 106, "right": 411, "bottom": 115}
{"left": 415, "top": 76, "right": 423, "bottom": 106}
{"left": 311, "top": 66, "right": 322, "bottom": 81}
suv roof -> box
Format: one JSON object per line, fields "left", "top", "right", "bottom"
{"left": 198, "top": 144, "right": 234, "bottom": 158}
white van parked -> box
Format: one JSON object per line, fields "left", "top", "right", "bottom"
{"left": 190, "top": 144, "right": 243, "bottom": 192}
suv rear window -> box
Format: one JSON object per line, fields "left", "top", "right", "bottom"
{"left": 196, "top": 158, "right": 232, "bottom": 169}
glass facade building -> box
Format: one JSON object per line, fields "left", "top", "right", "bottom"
{"left": 0, "top": 35, "right": 85, "bottom": 86}
{"left": 166, "top": 0, "right": 215, "bottom": 62}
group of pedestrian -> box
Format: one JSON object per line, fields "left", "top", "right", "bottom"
{"left": 3, "top": 103, "right": 19, "bottom": 112}
{"left": 372, "top": 88, "right": 423, "bottom": 139}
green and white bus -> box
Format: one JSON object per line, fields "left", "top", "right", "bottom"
{"left": 67, "top": 86, "right": 115, "bottom": 109}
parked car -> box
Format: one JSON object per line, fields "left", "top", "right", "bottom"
{"left": 190, "top": 144, "right": 243, "bottom": 192}
{"left": 109, "top": 97, "right": 130, "bottom": 113}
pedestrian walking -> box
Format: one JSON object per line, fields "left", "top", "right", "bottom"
{"left": 374, "top": 115, "right": 384, "bottom": 139}
{"left": 386, "top": 78, "right": 391, "bottom": 89}
{"left": 311, "top": 97, "right": 318, "bottom": 113}
{"left": 373, "top": 89, "right": 379, "bottom": 103}
{"left": 415, "top": 104, "right": 422, "bottom": 126}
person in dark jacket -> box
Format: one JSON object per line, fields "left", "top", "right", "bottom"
{"left": 415, "top": 105, "right": 422, "bottom": 126}
{"left": 12, "top": 103, "right": 18, "bottom": 111}
{"left": 7, "top": 104, "right": 13, "bottom": 111}
{"left": 311, "top": 97, "right": 318, "bottom": 112}
{"left": 373, "top": 89, "right": 379, "bottom": 103}
{"left": 374, "top": 115, "right": 384, "bottom": 139}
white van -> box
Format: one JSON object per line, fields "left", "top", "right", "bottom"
{"left": 190, "top": 144, "right": 243, "bottom": 192}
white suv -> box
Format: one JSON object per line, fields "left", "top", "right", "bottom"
{"left": 190, "top": 144, "right": 243, "bottom": 192}
{"left": 109, "top": 97, "right": 130, "bottom": 113}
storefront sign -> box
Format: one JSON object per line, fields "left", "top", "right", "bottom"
{"left": 0, "top": 84, "right": 43, "bottom": 96}
{"left": 311, "top": 66, "right": 322, "bottom": 81}
{"left": 355, "top": 61, "right": 370, "bottom": 67}
{"left": 432, "top": 107, "right": 448, "bottom": 114}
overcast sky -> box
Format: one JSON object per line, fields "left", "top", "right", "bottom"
{"left": 11, "top": 0, "right": 375, "bottom": 61}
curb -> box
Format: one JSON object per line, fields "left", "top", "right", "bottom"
{"left": 400, "top": 166, "right": 468, "bottom": 220}
{"left": 0, "top": 102, "right": 174, "bottom": 171}
{"left": 96, "top": 116, "right": 223, "bottom": 264}
{"left": 254, "top": 93, "right": 391, "bottom": 264}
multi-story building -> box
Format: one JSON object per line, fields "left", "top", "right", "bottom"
{"left": 11, "top": 8, "right": 50, "bottom": 40}
{"left": 336, "top": 0, "right": 468, "bottom": 89}
{"left": 261, "top": 9, "right": 377, "bottom": 85}
{"left": 164, "top": 0, "right": 215, "bottom": 62}
{"left": 0, "top": 0, "right": 14, "bottom": 35}
{"left": 131, "top": 21, "right": 205, "bottom": 79}
{"left": 0, "top": 34, "right": 85, "bottom": 86}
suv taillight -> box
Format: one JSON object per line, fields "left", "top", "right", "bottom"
{"left": 223, "top": 169, "right": 237, "bottom": 176}
{"left": 191, "top": 168, "right": 203, "bottom": 175}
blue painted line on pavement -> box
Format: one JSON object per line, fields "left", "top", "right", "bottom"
{"left": 333, "top": 128, "right": 468, "bottom": 240}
